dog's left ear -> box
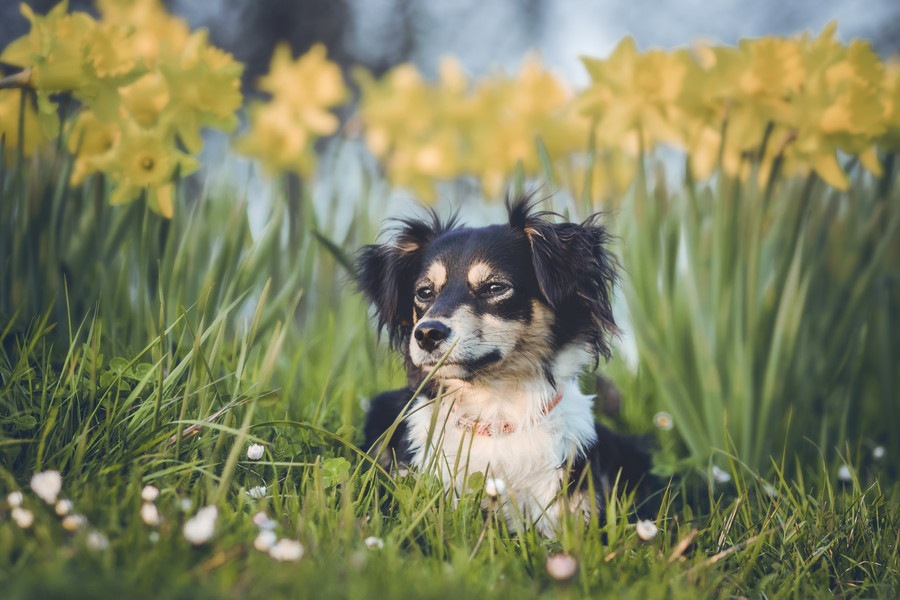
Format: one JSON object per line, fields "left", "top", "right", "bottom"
{"left": 509, "top": 196, "right": 619, "bottom": 360}
{"left": 356, "top": 212, "right": 453, "bottom": 350}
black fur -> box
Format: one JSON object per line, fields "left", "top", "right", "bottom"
{"left": 356, "top": 210, "right": 460, "bottom": 350}
{"left": 508, "top": 195, "right": 620, "bottom": 361}
{"left": 568, "top": 424, "right": 660, "bottom": 518}
{"left": 363, "top": 388, "right": 415, "bottom": 467}
{"left": 357, "top": 194, "right": 654, "bottom": 523}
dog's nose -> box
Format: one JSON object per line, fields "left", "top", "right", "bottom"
{"left": 413, "top": 321, "right": 450, "bottom": 352}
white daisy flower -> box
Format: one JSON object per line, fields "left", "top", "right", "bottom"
{"left": 86, "top": 531, "right": 109, "bottom": 551}
{"left": 141, "top": 502, "right": 161, "bottom": 527}
{"left": 837, "top": 464, "right": 853, "bottom": 482}
{"left": 8, "top": 490, "right": 24, "bottom": 508}
{"left": 636, "top": 519, "right": 658, "bottom": 541}
{"left": 254, "top": 530, "right": 277, "bottom": 552}
{"left": 141, "top": 485, "right": 160, "bottom": 503}
{"left": 246, "top": 485, "right": 267, "bottom": 500}
{"left": 873, "top": 446, "right": 885, "bottom": 461}
{"left": 364, "top": 536, "right": 384, "bottom": 550}
{"left": 149, "top": 531, "right": 160, "bottom": 544}
{"left": 247, "top": 444, "right": 265, "bottom": 461}
{"left": 269, "top": 539, "right": 305, "bottom": 562}
{"left": 31, "top": 470, "right": 63, "bottom": 504}
{"left": 653, "top": 411, "right": 674, "bottom": 431}
{"left": 55, "top": 499, "right": 73, "bottom": 516}
{"left": 484, "top": 477, "right": 507, "bottom": 498}
{"left": 252, "top": 511, "right": 276, "bottom": 531}
{"left": 711, "top": 465, "right": 732, "bottom": 484}
{"left": 183, "top": 505, "right": 218, "bottom": 545}
{"left": 62, "top": 514, "right": 87, "bottom": 532}
{"left": 179, "top": 498, "right": 193, "bottom": 512}
{"left": 545, "top": 553, "right": 578, "bottom": 581}
{"left": 12, "top": 507, "right": 34, "bottom": 529}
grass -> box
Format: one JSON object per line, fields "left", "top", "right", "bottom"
{"left": 1, "top": 292, "right": 898, "bottom": 599}
{"left": 1, "top": 145, "right": 899, "bottom": 598}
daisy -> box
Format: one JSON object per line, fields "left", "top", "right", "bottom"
{"left": 269, "top": 538, "right": 304, "bottom": 562}
{"left": 31, "top": 470, "right": 63, "bottom": 504}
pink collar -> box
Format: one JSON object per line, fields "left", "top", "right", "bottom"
{"left": 453, "top": 389, "right": 564, "bottom": 437}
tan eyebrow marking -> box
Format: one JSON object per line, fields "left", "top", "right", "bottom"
{"left": 425, "top": 261, "right": 447, "bottom": 290}
{"left": 467, "top": 262, "right": 493, "bottom": 287}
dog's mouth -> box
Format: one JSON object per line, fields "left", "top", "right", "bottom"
{"left": 416, "top": 349, "right": 504, "bottom": 378}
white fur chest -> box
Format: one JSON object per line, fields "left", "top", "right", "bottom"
{"left": 404, "top": 379, "right": 598, "bottom": 536}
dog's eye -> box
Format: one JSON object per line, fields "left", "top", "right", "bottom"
{"left": 479, "top": 282, "right": 510, "bottom": 298}
{"left": 415, "top": 286, "right": 435, "bottom": 302}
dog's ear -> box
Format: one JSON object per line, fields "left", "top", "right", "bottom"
{"left": 356, "top": 212, "right": 453, "bottom": 349}
{"left": 508, "top": 195, "right": 619, "bottom": 360}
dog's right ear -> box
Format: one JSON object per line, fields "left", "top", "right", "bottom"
{"left": 356, "top": 213, "right": 449, "bottom": 350}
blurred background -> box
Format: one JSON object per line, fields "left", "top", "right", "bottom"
{"left": 4, "top": 0, "right": 899, "bottom": 88}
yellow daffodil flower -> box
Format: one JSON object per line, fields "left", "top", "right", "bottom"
{"left": 235, "top": 43, "right": 346, "bottom": 177}
{"left": 96, "top": 0, "right": 190, "bottom": 68}
{"left": 160, "top": 30, "right": 243, "bottom": 153}
{"left": 234, "top": 101, "right": 315, "bottom": 176}
{"left": 578, "top": 37, "right": 687, "bottom": 152}
{"left": 258, "top": 43, "right": 347, "bottom": 135}
{"left": 94, "top": 121, "right": 198, "bottom": 217}
{"left": 66, "top": 109, "right": 120, "bottom": 185}
{"left": 118, "top": 72, "right": 170, "bottom": 128}
{"left": 0, "top": 89, "right": 45, "bottom": 162}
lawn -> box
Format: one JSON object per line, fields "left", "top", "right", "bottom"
{"left": 1, "top": 2, "right": 899, "bottom": 598}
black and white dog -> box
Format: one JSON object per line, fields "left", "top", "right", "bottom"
{"left": 357, "top": 195, "right": 653, "bottom": 535}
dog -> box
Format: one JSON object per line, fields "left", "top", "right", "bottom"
{"left": 357, "top": 195, "right": 653, "bottom": 536}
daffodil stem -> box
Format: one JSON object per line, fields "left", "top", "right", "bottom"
{"left": 0, "top": 68, "right": 32, "bottom": 90}
{"left": 286, "top": 173, "right": 303, "bottom": 255}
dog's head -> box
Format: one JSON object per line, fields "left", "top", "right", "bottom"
{"left": 357, "top": 195, "right": 619, "bottom": 385}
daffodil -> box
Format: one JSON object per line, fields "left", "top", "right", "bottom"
{"left": 784, "top": 30, "right": 885, "bottom": 188}
{"left": 236, "top": 43, "right": 347, "bottom": 177}
{"left": 0, "top": 2, "right": 94, "bottom": 92}
{"left": 578, "top": 37, "right": 687, "bottom": 152}
{"left": 0, "top": 2, "right": 95, "bottom": 135}
{"left": 1, "top": 1, "right": 146, "bottom": 127}
{"left": 467, "top": 57, "right": 578, "bottom": 196}
{"left": 0, "top": 89, "right": 45, "bottom": 162}
{"left": 258, "top": 43, "right": 347, "bottom": 135}
{"left": 118, "top": 72, "right": 170, "bottom": 128}
{"left": 160, "top": 30, "right": 243, "bottom": 153}
{"left": 94, "top": 121, "right": 198, "bottom": 217}
{"left": 355, "top": 64, "right": 433, "bottom": 159}
{"left": 234, "top": 100, "right": 315, "bottom": 176}
{"left": 96, "top": 0, "right": 191, "bottom": 68}
{"left": 680, "top": 38, "right": 804, "bottom": 180}
{"left": 66, "top": 109, "right": 120, "bottom": 185}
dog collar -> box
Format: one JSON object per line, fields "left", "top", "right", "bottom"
{"left": 454, "top": 389, "right": 564, "bottom": 437}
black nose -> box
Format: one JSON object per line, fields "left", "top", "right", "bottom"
{"left": 413, "top": 320, "right": 451, "bottom": 352}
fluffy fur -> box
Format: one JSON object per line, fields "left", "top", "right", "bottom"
{"left": 357, "top": 195, "right": 654, "bottom": 536}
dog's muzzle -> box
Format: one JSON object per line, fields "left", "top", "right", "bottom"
{"left": 413, "top": 320, "right": 450, "bottom": 353}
